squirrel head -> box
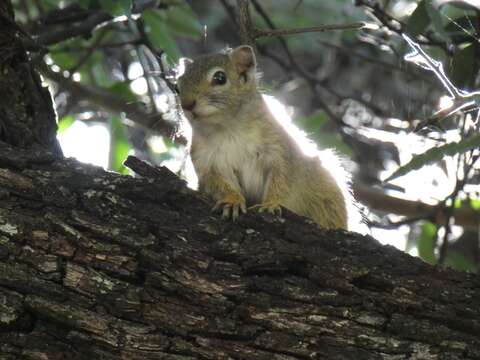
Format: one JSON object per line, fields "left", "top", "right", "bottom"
{"left": 177, "top": 45, "right": 260, "bottom": 125}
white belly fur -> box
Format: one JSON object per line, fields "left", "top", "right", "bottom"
{"left": 193, "top": 129, "right": 267, "bottom": 204}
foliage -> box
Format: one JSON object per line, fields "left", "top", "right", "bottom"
{"left": 417, "top": 221, "right": 437, "bottom": 265}
{"left": 109, "top": 116, "right": 131, "bottom": 174}
{"left": 385, "top": 133, "right": 480, "bottom": 182}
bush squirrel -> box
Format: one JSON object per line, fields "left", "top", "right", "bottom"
{"left": 177, "top": 45, "right": 349, "bottom": 229}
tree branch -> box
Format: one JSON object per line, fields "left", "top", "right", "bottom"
{"left": 29, "top": 10, "right": 113, "bottom": 48}
{"left": 38, "top": 63, "right": 180, "bottom": 141}
{"left": 255, "top": 22, "right": 366, "bottom": 38}
{"left": 236, "top": 0, "right": 256, "bottom": 48}
{"left": 1, "top": 144, "right": 480, "bottom": 358}
{"left": 354, "top": 183, "right": 480, "bottom": 231}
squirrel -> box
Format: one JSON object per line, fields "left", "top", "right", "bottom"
{"left": 176, "top": 45, "right": 350, "bottom": 229}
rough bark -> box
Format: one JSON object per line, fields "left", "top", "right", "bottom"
{"left": 0, "top": 143, "right": 479, "bottom": 360}
{"left": 0, "top": 0, "right": 61, "bottom": 155}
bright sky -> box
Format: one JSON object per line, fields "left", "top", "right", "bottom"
{"left": 57, "top": 121, "right": 110, "bottom": 168}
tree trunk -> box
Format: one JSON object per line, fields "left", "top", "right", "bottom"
{"left": 1, "top": 3, "right": 480, "bottom": 360}
{"left": 0, "top": 1, "right": 61, "bottom": 155}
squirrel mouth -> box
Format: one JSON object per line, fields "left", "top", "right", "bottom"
{"left": 182, "top": 110, "right": 197, "bottom": 120}
{"left": 184, "top": 109, "right": 207, "bottom": 122}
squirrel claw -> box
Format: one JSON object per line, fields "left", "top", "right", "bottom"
{"left": 212, "top": 197, "right": 247, "bottom": 221}
{"left": 255, "top": 202, "right": 282, "bottom": 217}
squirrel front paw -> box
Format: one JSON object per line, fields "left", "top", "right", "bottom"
{"left": 255, "top": 201, "right": 282, "bottom": 216}
{"left": 212, "top": 192, "right": 247, "bottom": 221}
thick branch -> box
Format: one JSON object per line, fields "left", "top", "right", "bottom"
{"left": 0, "top": 144, "right": 479, "bottom": 359}
{"left": 0, "top": 0, "right": 61, "bottom": 154}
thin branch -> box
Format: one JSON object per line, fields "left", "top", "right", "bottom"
{"left": 367, "top": 214, "right": 430, "bottom": 229}
{"left": 49, "top": 40, "right": 142, "bottom": 53}
{"left": 236, "top": 0, "right": 256, "bottom": 48}
{"left": 38, "top": 63, "right": 179, "bottom": 141}
{"left": 30, "top": 11, "right": 113, "bottom": 47}
{"left": 355, "top": 0, "right": 449, "bottom": 51}
{"left": 255, "top": 22, "right": 366, "bottom": 38}
{"left": 250, "top": 0, "right": 348, "bottom": 128}
{"left": 219, "top": 0, "right": 239, "bottom": 29}
{"left": 354, "top": 183, "right": 480, "bottom": 232}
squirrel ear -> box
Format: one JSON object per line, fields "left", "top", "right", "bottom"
{"left": 230, "top": 45, "right": 256, "bottom": 74}
{"left": 179, "top": 57, "right": 193, "bottom": 66}
{"left": 177, "top": 57, "right": 193, "bottom": 77}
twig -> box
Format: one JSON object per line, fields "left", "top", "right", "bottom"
{"left": 32, "top": 11, "right": 113, "bottom": 47}
{"left": 250, "top": 0, "right": 348, "bottom": 129}
{"left": 236, "top": 0, "right": 256, "bottom": 48}
{"left": 255, "top": 22, "right": 366, "bottom": 38}
{"left": 219, "top": 0, "right": 239, "bottom": 29}
{"left": 354, "top": 0, "right": 448, "bottom": 51}
{"left": 49, "top": 40, "right": 142, "bottom": 53}
{"left": 367, "top": 214, "right": 431, "bottom": 229}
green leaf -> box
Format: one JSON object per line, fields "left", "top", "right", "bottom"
{"left": 44, "top": 0, "right": 65, "bottom": 10}
{"left": 109, "top": 117, "right": 131, "bottom": 174}
{"left": 424, "top": 0, "right": 449, "bottom": 40}
{"left": 57, "top": 115, "right": 76, "bottom": 134}
{"left": 417, "top": 222, "right": 437, "bottom": 265}
{"left": 438, "top": 0, "right": 480, "bottom": 12}
{"left": 385, "top": 133, "right": 480, "bottom": 182}
{"left": 296, "top": 112, "right": 353, "bottom": 157}
{"left": 449, "top": 43, "right": 475, "bottom": 88}
{"left": 444, "top": 251, "right": 477, "bottom": 273}
{"left": 165, "top": 4, "right": 202, "bottom": 39}
{"left": 407, "top": 0, "right": 430, "bottom": 36}
{"left": 453, "top": 198, "right": 462, "bottom": 209}
{"left": 142, "top": 9, "right": 181, "bottom": 62}
{"left": 444, "top": 15, "right": 477, "bottom": 37}
{"left": 99, "top": 0, "right": 131, "bottom": 17}
{"left": 295, "top": 111, "right": 328, "bottom": 134}
{"left": 50, "top": 52, "right": 76, "bottom": 68}
{"left": 107, "top": 82, "right": 137, "bottom": 103}
{"left": 470, "top": 198, "right": 480, "bottom": 210}
{"left": 315, "top": 133, "right": 353, "bottom": 157}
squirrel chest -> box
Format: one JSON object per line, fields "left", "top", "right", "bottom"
{"left": 192, "top": 128, "right": 268, "bottom": 204}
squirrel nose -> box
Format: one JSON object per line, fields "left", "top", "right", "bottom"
{"left": 182, "top": 100, "right": 196, "bottom": 112}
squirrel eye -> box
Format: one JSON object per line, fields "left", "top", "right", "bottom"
{"left": 211, "top": 71, "right": 227, "bottom": 85}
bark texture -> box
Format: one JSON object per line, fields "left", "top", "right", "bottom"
{"left": 0, "top": 1, "right": 61, "bottom": 155}
{"left": 0, "top": 145, "right": 479, "bottom": 360}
